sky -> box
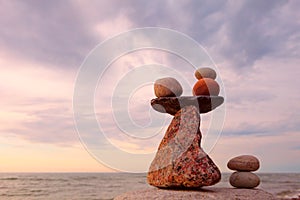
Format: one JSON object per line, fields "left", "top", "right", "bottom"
{"left": 0, "top": 0, "right": 299, "bottom": 173}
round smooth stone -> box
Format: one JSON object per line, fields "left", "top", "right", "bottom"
{"left": 154, "top": 77, "right": 183, "bottom": 98}
{"left": 192, "top": 78, "right": 220, "bottom": 96}
{"left": 229, "top": 172, "right": 260, "bottom": 188}
{"left": 195, "top": 67, "right": 217, "bottom": 80}
{"left": 227, "top": 155, "right": 260, "bottom": 172}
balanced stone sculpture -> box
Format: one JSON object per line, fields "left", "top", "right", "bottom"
{"left": 147, "top": 69, "right": 223, "bottom": 188}
{"left": 115, "top": 69, "right": 276, "bottom": 200}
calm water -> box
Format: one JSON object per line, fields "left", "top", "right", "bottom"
{"left": 0, "top": 173, "right": 299, "bottom": 200}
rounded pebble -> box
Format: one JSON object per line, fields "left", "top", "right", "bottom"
{"left": 192, "top": 78, "right": 220, "bottom": 96}
{"left": 154, "top": 77, "right": 183, "bottom": 97}
{"left": 229, "top": 172, "right": 260, "bottom": 188}
{"left": 227, "top": 155, "right": 260, "bottom": 172}
{"left": 195, "top": 67, "right": 217, "bottom": 80}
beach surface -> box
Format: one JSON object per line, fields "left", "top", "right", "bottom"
{"left": 114, "top": 187, "right": 275, "bottom": 200}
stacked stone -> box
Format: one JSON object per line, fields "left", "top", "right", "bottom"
{"left": 193, "top": 67, "right": 220, "bottom": 96}
{"left": 151, "top": 68, "right": 223, "bottom": 115}
{"left": 147, "top": 68, "right": 224, "bottom": 189}
{"left": 154, "top": 77, "right": 183, "bottom": 98}
{"left": 227, "top": 155, "right": 261, "bottom": 189}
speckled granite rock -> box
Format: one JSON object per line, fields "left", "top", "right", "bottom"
{"left": 114, "top": 187, "right": 275, "bottom": 200}
{"left": 147, "top": 106, "right": 221, "bottom": 188}
{"left": 151, "top": 96, "right": 224, "bottom": 115}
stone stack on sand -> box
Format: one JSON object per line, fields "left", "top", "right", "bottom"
{"left": 227, "top": 155, "right": 261, "bottom": 188}
{"left": 115, "top": 69, "right": 276, "bottom": 200}
{"left": 147, "top": 68, "right": 224, "bottom": 188}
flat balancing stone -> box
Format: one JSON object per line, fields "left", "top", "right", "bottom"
{"left": 151, "top": 96, "right": 224, "bottom": 115}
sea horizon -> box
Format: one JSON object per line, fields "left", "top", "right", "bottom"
{"left": 1, "top": 172, "right": 299, "bottom": 200}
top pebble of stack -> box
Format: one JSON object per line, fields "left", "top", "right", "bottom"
{"left": 195, "top": 67, "right": 217, "bottom": 80}
{"left": 227, "top": 155, "right": 260, "bottom": 172}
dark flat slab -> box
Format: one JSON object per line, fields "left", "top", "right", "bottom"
{"left": 151, "top": 96, "right": 224, "bottom": 115}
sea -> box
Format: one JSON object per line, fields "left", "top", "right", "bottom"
{"left": 0, "top": 173, "right": 299, "bottom": 200}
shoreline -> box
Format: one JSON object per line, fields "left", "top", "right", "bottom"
{"left": 0, "top": 172, "right": 299, "bottom": 199}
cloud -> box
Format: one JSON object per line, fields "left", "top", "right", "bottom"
{"left": 93, "top": 13, "right": 133, "bottom": 39}
{"left": 0, "top": 0, "right": 136, "bottom": 69}
{"left": 167, "top": 0, "right": 300, "bottom": 70}
{"left": 2, "top": 101, "right": 76, "bottom": 145}
{"left": 220, "top": 55, "right": 300, "bottom": 137}
{"left": 2, "top": 0, "right": 299, "bottom": 70}
{"left": 211, "top": 131, "right": 300, "bottom": 172}
{"left": 221, "top": 0, "right": 285, "bottom": 59}
{"left": 0, "top": 1, "right": 96, "bottom": 68}
{"left": 0, "top": 55, "right": 77, "bottom": 145}
{"left": 1, "top": 0, "right": 300, "bottom": 172}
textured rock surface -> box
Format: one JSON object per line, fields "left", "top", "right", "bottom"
{"left": 193, "top": 78, "right": 220, "bottom": 96}
{"left": 114, "top": 187, "right": 275, "bottom": 200}
{"left": 227, "top": 155, "right": 260, "bottom": 172}
{"left": 195, "top": 67, "right": 217, "bottom": 80}
{"left": 229, "top": 172, "right": 260, "bottom": 188}
{"left": 151, "top": 96, "right": 224, "bottom": 115}
{"left": 147, "top": 106, "right": 221, "bottom": 188}
{"left": 154, "top": 77, "right": 183, "bottom": 97}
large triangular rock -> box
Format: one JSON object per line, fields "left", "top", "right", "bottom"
{"left": 147, "top": 105, "right": 221, "bottom": 188}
